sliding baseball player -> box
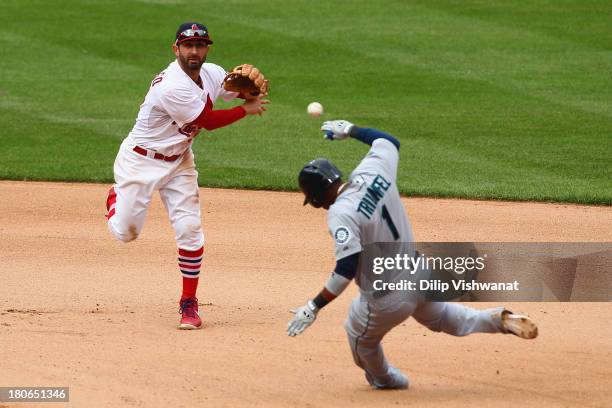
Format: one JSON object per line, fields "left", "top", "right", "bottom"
{"left": 288, "top": 120, "right": 538, "bottom": 389}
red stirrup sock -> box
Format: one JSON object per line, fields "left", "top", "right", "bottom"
{"left": 106, "top": 186, "right": 117, "bottom": 220}
{"left": 178, "top": 247, "right": 203, "bottom": 299}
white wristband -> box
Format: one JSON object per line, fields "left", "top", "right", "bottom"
{"left": 307, "top": 299, "right": 319, "bottom": 313}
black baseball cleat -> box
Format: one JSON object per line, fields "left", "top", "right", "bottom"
{"left": 501, "top": 310, "right": 538, "bottom": 339}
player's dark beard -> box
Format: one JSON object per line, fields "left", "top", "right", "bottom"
{"left": 179, "top": 53, "right": 205, "bottom": 72}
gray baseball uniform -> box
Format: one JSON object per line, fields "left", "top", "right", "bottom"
{"left": 328, "top": 138, "right": 505, "bottom": 385}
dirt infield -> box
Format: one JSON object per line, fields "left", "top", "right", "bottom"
{"left": 1, "top": 181, "right": 611, "bottom": 407}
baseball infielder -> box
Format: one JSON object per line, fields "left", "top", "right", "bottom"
{"left": 105, "top": 22, "right": 268, "bottom": 330}
{"left": 287, "top": 120, "right": 538, "bottom": 389}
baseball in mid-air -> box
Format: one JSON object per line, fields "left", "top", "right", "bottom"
{"left": 307, "top": 102, "right": 324, "bottom": 117}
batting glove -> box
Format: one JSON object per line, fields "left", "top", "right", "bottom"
{"left": 321, "top": 120, "right": 355, "bottom": 141}
{"left": 287, "top": 300, "right": 319, "bottom": 337}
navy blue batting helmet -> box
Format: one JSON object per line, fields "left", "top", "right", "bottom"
{"left": 298, "top": 158, "right": 342, "bottom": 207}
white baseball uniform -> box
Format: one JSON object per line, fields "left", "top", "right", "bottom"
{"left": 107, "top": 60, "right": 237, "bottom": 263}
{"left": 328, "top": 138, "right": 506, "bottom": 384}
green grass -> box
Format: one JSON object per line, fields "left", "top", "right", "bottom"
{"left": 0, "top": 0, "right": 610, "bottom": 204}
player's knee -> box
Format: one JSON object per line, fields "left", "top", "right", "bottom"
{"left": 414, "top": 309, "right": 444, "bottom": 333}
{"left": 438, "top": 303, "right": 470, "bottom": 336}
{"left": 174, "top": 216, "right": 204, "bottom": 249}
{"left": 421, "top": 319, "right": 443, "bottom": 333}
{"left": 108, "top": 220, "right": 140, "bottom": 243}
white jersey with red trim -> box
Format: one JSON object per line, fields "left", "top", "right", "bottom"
{"left": 126, "top": 60, "right": 238, "bottom": 156}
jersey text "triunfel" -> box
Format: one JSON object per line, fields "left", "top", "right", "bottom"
{"left": 357, "top": 174, "right": 392, "bottom": 219}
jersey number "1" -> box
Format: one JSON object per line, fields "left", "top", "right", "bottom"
{"left": 381, "top": 205, "right": 400, "bottom": 240}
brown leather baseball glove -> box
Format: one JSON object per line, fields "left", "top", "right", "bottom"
{"left": 223, "top": 64, "right": 269, "bottom": 96}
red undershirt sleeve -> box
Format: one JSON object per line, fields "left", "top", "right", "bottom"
{"left": 190, "top": 105, "right": 246, "bottom": 131}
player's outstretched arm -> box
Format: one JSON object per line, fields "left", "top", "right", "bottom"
{"left": 186, "top": 97, "right": 268, "bottom": 131}
{"left": 287, "top": 254, "right": 358, "bottom": 337}
{"left": 321, "top": 120, "right": 400, "bottom": 150}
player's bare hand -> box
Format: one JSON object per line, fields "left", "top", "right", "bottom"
{"left": 287, "top": 300, "right": 318, "bottom": 337}
{"left": 242, "top": 97, "right": 269, "bottom": 116}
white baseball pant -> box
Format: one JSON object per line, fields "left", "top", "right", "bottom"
{"left": 107, "top": 139, "right": 204, "bottom": 251}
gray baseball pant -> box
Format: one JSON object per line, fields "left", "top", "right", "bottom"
{"left": 345, "top": 295, "right": 505, "bottom": 384}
